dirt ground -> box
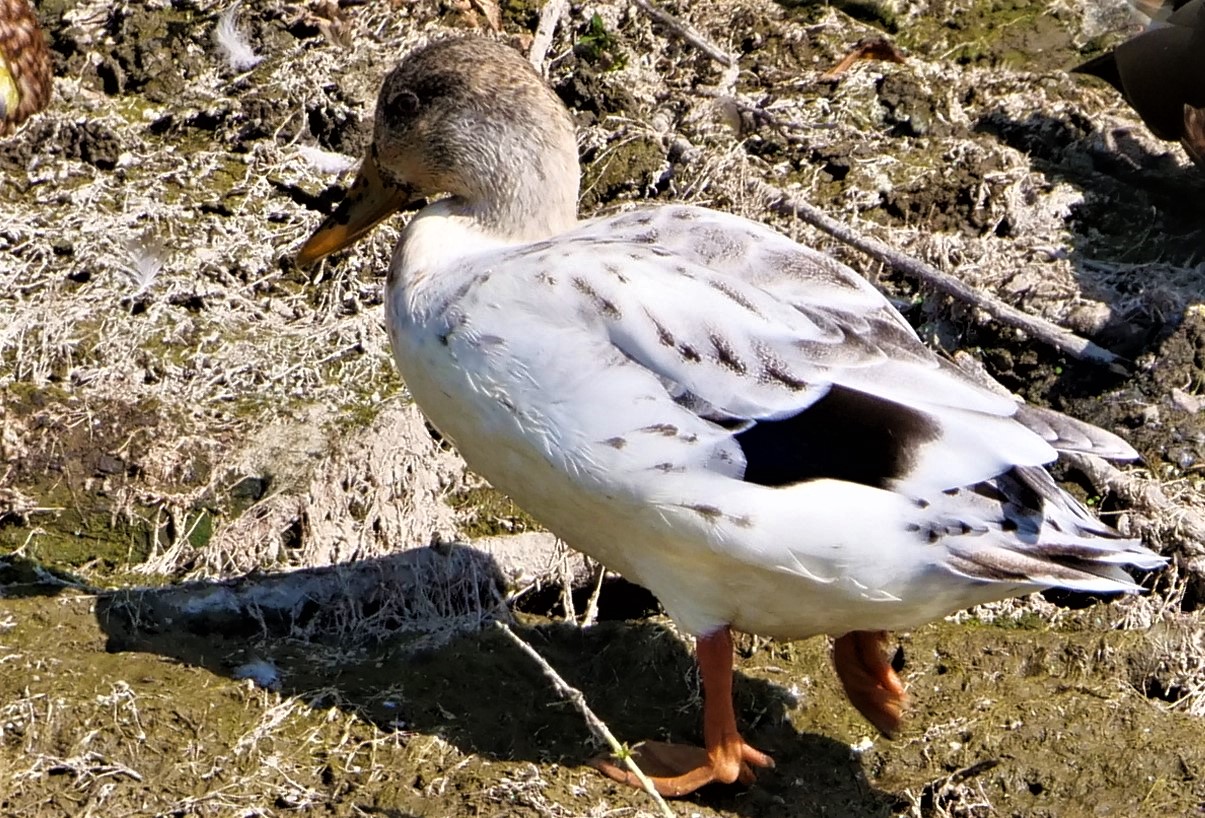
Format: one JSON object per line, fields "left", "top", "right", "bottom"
{"left": 3, "top": 0, "right": 1205, "bottom": 816}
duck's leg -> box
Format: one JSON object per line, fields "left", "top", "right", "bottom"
{"left": 832, "top": 630, "right": 907, "bottom": 738}
{"left": 1184, "top": 104, "right": 1205, "bottom": 171}
{"left": 591, "top": 625, "right": 775, "bottom": 797}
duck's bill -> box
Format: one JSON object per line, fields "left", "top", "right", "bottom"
{"left": 296, "top": 154, "right": 419, "bottom": 267}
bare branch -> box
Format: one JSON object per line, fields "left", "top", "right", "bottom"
{"left": 529, "top": 0, "right": 570, "bottom": 71}
{"left": 495, "top": 622, "right": 677, "bottom": 818}
{"left": 1065, "top": 453, "right": 1204, "bottom": 572}
{"left": 632, "top": 0, "right": 733, "bottom": 67}
{"left": 751, "top": 180, "right": 1123, "bottom": 367}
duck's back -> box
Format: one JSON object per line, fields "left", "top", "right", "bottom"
{"left": 386, "top": 204, "right": 1162, "bottom": 638}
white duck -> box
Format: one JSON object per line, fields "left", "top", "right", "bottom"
{"left": 297, "top": 37, "right": 1165, "bottom": 797}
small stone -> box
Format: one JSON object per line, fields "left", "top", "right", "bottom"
{"left": 1063, "top": 301, "right": 1113, "bottom": 336}
{"left": 1171, "top": 388, "right": 1204, "bottom": 415}
{"left": 97, "top": 454, "right": 125, "bottom": 475}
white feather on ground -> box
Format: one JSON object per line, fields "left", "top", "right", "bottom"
{"left": 214, "top": 5, "right": 262, "bottom": 72}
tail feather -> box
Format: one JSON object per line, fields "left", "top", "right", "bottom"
{"left": 1014, "top": 404, "right": 1139, "bottom": 461}
{"left": 941, "top": 465, "right": 1167, "bottom": 593}
{"left": 946, "top": 538, "right": 1163, "bottom": 594}
{"left": 1071, "top": 52, "right": 1124, "bottom": 95}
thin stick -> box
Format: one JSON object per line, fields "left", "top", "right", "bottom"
{"left": 632, "top": 0, "right": 734, "bottom": 67}
{"left": 578, "top": 559, "right": 606, "bottom": 628}
{"left": 494, "top": 622, "right": 676, "bottom": 818}
{"left": 529, "top": 0, "right": 570, "bottom": 71}
{"left": 1064, "top": 452, "right": 1204, "bottom": 567}
{"left": 695, "top": 87, "right": 833, "bottom": 135}
{"left": 751, "top": 180, "right": 1122, "bottom": 367}
{"left": 558, "top": 546, "right": 577, "bottom": 622}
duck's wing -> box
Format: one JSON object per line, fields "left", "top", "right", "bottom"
{"left": 504, "top": 206, "right": 1135, "bottom": 495}
{"left": 1167, "top": 0, "right": 1205, "bottom": 27}
{"left": 447, "top": 205, "right": 1161, "bottom": 597}
{"left": 1110, "top": 0, "right": 1205, "bottom": 140}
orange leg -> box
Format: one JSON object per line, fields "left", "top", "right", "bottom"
{"left": 832, "top": 630, "right": 908, "bottom": 738}
{"left": 592, "top": 626, "right": 775, "bottom": 797}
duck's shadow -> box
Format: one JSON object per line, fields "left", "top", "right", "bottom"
{"left": 93, "top": 546, "right": 895, "bottom": 816}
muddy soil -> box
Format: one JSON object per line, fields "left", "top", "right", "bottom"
{"left": 3, "top": 0, "right": 1205, "bottom": 816}
{"left": 3, "top": 586, "right": 1205, "bottom": 817}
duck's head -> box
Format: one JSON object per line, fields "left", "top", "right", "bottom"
{"left": 297, "top": 37, "right": 580, "bottom": 266}
{"left": 1, "top": 0, "right": 53, "bottom": 136}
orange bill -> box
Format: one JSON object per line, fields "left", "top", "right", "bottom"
{"left": 296, "top": 153, "right": 418, "bottom": 267}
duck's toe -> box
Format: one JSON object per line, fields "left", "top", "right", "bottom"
{"left": 591, "top": 738, "right": 774, "bottom": 797}
{"left": 832, "top": 630, "right": 908, "bottom": 738}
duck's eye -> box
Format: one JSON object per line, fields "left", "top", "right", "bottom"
{"left": 387, "top": 89, "right": 421, "bottom": 118}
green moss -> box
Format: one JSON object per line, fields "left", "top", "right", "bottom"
{"left": 182, "top": 509, "right": 214, "bottom": 551}
{"left": 0, "top": 500, "right": 159, "bottom": 571}
{"left": 576, "top": 14, "right": 628, "bottom": 71}
{"left": 781, "top": 0, "right": 1085, "bottom": 70}
{"left": 0, "top": 380, "right": 225, "bottom": 579}
{"left": 894, "top": 0, "right": 1076, "bottom": 69}
{"left": 448, "top": 484, "right": 542, "bottom": 538}
{"left": 3, "top": 380, "right": 72, "bottom": 407}
{"left": 580, "top": 137, "right": 665, "bottom": 210}
{"left": 779, "top": 0, "right": 898, "bottom": 32}
{"left": 499, "top": 0, "right": 541, "bottom": 32}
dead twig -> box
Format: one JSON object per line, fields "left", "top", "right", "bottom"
{"left": 495, "top": 622, "right": 677, "bottom": 818}
{"left": 752, "top": 180, "right": 1122, "bottom": 367}
{"left": 529, "top": 0, "right": 570, "bottom": 71}
{"left": 1064, "top": 452, "right": 1204, "bottom": 571}
{"left": 632, "top": 0, "right": 733, "bottom": 67}
{"left": 694, "top": 87, "right": 834, "bottom": 138}
{"left": 579, "top": 560, "right": 606, "bottom": 628}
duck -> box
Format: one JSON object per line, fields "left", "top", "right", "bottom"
{"left": 1073, "top": 0, "right": 1205, "bottom": 169}
{"left": 296, "top": 37, "right": 1166, "bottom": 797}
{"left": 0, "top": 0, "right": 51, "bottom": 136}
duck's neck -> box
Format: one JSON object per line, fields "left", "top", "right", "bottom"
{"left": 392, "top": 180, "right": 577, "bottom": 308}
{"left": 459, "top": 136, "right": 581, "bottom": 243}
{"left": 394, "top": 202, "right": 514, "bottom": 285}
{"left": 395, "top": 141, "right": 580, "bottom": 288}
{"left": 460, "top": 144, "right": 580, "bottom": 243}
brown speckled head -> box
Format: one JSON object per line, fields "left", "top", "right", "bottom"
{"left": 0, "top": 0, "right": 52, "bottom": 136}
{"left": 371, "top": 37, "right": 579, "bottom": 238}
{"left": 297, "top": 36, "right": 581, "bottom": 266}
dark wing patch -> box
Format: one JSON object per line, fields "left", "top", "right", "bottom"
{"left": 735, "top": 385, "right": 940, "bottom": 489}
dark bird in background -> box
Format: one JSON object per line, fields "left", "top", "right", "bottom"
{"left": 0, "top": 0, "right": 51, "bottom": 136}
{"left": 1073, "top": 0, "right": 1205, "bottom": 170}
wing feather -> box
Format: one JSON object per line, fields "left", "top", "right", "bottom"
{"left": 422, "top": 203, "right": 1162, "bottom": 624}
{"left": 483, "top": 205, "right": 1057, "bottom": 492}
